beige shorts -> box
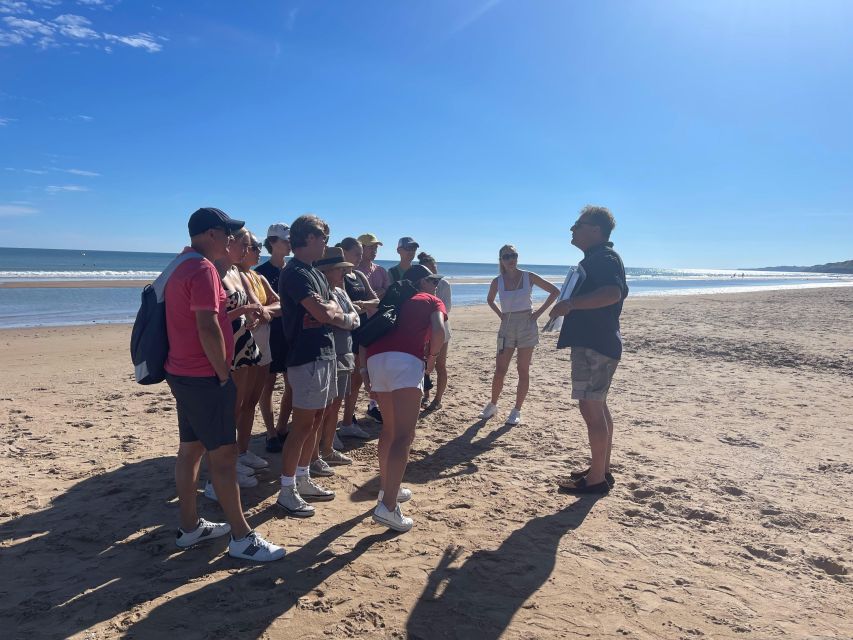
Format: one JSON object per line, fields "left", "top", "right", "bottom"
{"left": 570, "top": 347, "right": 619, "bottom": 401}
{"left": 497, "top": 310, "right": 539, "bottom": 353}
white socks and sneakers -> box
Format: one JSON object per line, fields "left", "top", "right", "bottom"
{"left": 478, "top": 402, "right": 521, "bottom": 425}
{"left": 373, "top": 486, "right": 414, "bottom": 533}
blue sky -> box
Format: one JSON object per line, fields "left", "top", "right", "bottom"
{"left": 1, "top": 0, "right": 851, "bottom": 268}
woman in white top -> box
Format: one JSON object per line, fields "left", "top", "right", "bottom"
{"left": 480, "top": 244, "right": 559, "bottom": 425}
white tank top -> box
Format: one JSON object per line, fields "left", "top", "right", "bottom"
{"left": 497, "top": 271, "right": 532, "bottom": 313}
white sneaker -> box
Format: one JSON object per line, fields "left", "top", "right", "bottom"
{"left": 378, "top": 487, "right": 412, "bottom": 503}
{"left": 228, "top": 531, "right": 286, "bottom": 562}
{"left": 333, "top": 432, "right": 344, "bottom": 450}
{"left": 296, "top": 475, "right": 335, "bottom": 501}
{"left": 309, "top": 458, "right": 335, "bottom": 477}
{"left": 276, "top": 484, "right": 315, "bottom": 518}
{"left": 505, "top": 408, "right": 522, "bottom": 425}
{"left": 236, "top": 461, "right": 256, "bottom": 477}
{"left": 239, "top": 450, "right": 269, "bottom": 469}
{"left": 479, "top": 402, "right": 498, "bottom": 419}
{"left": 373, "top": 502, "right": 413, "bottom": 532}
{"left": 175, "top": 517, "right": 231, "bottom": 548}
{"left": 338, "top": 423, "right": 371, "bottom": 439}
{"left": 323, "top": 449, "right": 353, "bottom": 466}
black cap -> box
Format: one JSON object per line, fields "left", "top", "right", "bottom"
{"left": 188, "top": 207, "right": 245, "bottom": 236}
{"left": 403, "top": 264, "right": 443, "bottom": 284}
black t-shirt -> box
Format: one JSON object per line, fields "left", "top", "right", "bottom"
{"left": 255, "top": 259, "right": 283, "bottom": 291}
{"left": 256, "top": 259, "right": 286, "bottom": 354}
{"left": 278, "top": 257, "right": 335, "bottom": 367}
{"left": 557, "top": 242, "right": 628, "bottom": 360}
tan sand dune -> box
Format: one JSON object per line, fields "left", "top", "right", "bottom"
{"left": 0, "top": 288, "right": 850, "bottom": 638}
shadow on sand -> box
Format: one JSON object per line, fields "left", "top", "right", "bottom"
{"left": 406, "top": 498, "right": 600, "bottom": 639}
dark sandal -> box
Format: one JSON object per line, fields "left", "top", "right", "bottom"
{"left": 557, "top": 476, "right": 611, "bottom": 495}
{"left": 569, "top": 467, "right": 615, "bottom": 487}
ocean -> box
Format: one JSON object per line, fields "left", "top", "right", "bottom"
{"left": 1, "top": 247, "right": 851, "bottom": 329}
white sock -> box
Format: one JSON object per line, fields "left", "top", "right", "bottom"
{"left": 280, "top": 475, "right": 295, "bottom": 487}
{"left": 295, "top": 465, "right": 310, "bottom": 478}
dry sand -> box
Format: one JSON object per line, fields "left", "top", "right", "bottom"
{"left": 1, "top": 287, "right": 851, "bottom": 639}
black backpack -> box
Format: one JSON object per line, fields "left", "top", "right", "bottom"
{"left": 353, "top": 279, "right": 418, "bottom": 347}
{"left": 130, "top": 251, "right": 202, "bottom": 384}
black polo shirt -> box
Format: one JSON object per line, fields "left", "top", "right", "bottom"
{"left": 278, "top": 257, "right": 335, "bottom": 367}
{"left": 557, "top": 242, "right": 628, "bottom": 360}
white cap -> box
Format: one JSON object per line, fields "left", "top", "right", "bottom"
{"left": 267, "top": 223, "right": 290, "bottom": 241}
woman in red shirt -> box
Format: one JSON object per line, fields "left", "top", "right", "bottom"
{"left": 363, "top": 265, "right": 447, "bottom": 532}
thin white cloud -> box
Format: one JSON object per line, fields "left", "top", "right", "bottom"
{"left": 0, "top": 116, "right": 15, "bottom": 125}
{"left": 448, "top": 0, "right": 502, "bottom": 37}
{"left": 0, "top": 203, "right": 38, "bottom": 216}
{"left": 23, "top": 168, "right": 47, "bottom": 174}
{"left": 77, "top": 114, "right": 94, "bottom": 121}
{"left": 63, "top": 168, "right": 100, "bottom": 176}
{"left": 103, "top": 31, "right": 162, "bottom": 52}
{"left": 46, "top": 184, "right": 89, "bottom": 192}
{"left": 54, "top": 14, "right": 99, "bottom": 40}
{"left": 0, "top": 4, "right": 165, "bottom": 52}
{"left": 286, "top": 7, "right": 299, "bottom": 31}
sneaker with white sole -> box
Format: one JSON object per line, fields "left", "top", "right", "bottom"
{"left": 378, "top": 487, "right": 412, "bottom": 503}
{"left": 505, "top": 408, "right": 522, "bottom": 425}
{"left": 333, "top": 432, "right": 344, "bottom": 450}
{"left": 372, "top": 502, "right": 413, "bottom": 532}
{"left": 323, "top": 449, "right": 353, "bottom": 466}
{"left": 276, "top": 484, "right": 315, "bottom": 517}
{"left": 478, "top": 402, "right": 498, "bottom": 419}
{"left": 239, "top": 450, "right": 269, "bottom": 469}
{"left": 175, "top": 517, "right": 231, "bottom": 548}
{"left": 228, "top": 531, "right": 286, "bottom": 562}
{"left": 338, "top": 423, "right": 371, "bottom": 439}
{"left": 236, "top": 461, "right": 256, "bottom": 477}
{"left": 309, "top": 458, "right": 335, "bottom": 477}
{"left": 296, "top": 475, "right": 335, "bottom": 501}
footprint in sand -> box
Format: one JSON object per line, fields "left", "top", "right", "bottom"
{"left": 717, "top": 434, "right": 761, "bottom": 448}
{"left": 807, "top": 556, "right": 848, "bottom": 578}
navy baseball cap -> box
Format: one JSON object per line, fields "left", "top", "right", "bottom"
{"left": 403, "top": 264, "right": 442, "bottom": 283}
{"left": 188, "top": 207, "right": 245, "bottom": 236}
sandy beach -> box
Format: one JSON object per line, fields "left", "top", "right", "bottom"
{"left": 1, "top": 287, "right": 851, "bottom": 639}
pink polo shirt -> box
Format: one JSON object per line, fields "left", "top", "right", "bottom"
{"left": 164, "top": 248, "right": 234, "bottom": 377}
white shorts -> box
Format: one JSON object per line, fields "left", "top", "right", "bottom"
{"left": 367, "top": 352, "right": 425, "bottom": 393}
{"left": 253, "top": 323, "right": 272, "bottom": 367}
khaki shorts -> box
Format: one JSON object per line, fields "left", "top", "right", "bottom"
{"left": 288, "top": 359, "right": 335, "bottom": 410}
{"left": 497, "top": 310, "right": 538, "bottom": 353}
{"left": 570, "top": 347, "right": 619, "bottom": 401}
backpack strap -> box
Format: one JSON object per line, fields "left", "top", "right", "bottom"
{"left": 152, "top": 251, "right": 203, "bottom": 302}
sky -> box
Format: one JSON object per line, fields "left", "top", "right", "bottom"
{"left": 1, "top": 0, "right": 851, "bottom": 269}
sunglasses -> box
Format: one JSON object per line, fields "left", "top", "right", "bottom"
{"left": 501, "top": 253, "right": 518, "bottom": 261}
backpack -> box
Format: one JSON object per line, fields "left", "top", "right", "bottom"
{"left": 353, "top": 279, "right": 418, "bottom": 347}
{"left": 130, "top": 251, "right": 202, "bottom": 384}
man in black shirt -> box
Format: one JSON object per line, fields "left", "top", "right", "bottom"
{"left": 275, "top": 215, "right": 353, "bottom": 517}
{"left": 549, "top": 205, "right": 629, "bottom": 495}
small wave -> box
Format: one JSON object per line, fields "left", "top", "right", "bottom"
{"left": 0, "top": 270, "right": 160, "bottom": 280}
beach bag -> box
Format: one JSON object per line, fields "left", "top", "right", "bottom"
{"left": 354, "top": 279, "right": 418, "bottom": 347}
{"left": 130, "top": 251, "right": 202, "bottom": 384}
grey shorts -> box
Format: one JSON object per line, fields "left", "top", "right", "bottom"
{"left": 571, "top": 347, "right": 619, "bottom": 401}
{"left": 497, "top": 310, "right": 539, "bottom": 353}
{"left": 335, "top": 370, "right": 352, "bottom": 399}
{"left": 166, "top": 374, "right": 237, "bottom": 451}
{"left": 288, "top": 359, "right": 335, "bottom": 410}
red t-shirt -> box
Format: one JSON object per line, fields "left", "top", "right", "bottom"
{"left": 366, "top": 292, "right": 447, "bottom": 361}
{"left": 164, "top": 248, "right": 234, "bottom": 377}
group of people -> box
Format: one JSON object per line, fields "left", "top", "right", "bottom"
{"left": 163, "top": 205, "right": 627, "bottom": 563}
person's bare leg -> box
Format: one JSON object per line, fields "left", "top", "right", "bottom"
{"left": 260, "top": 372, "right": 277, "bottom": 438}
{"left": 276, "top": 374, "right": 293, "bottom": 435}
{"left": 578, "top": 399, "right": 609, "bottom": 485}
{"left": 375, "top": 391, "right": 395, "bottom": 495}
{"left": 281, "top": 407, "right": 320, "bottom": 477}
{"left": 490, "top": 348, "right": 514, "bottom": 405}
{"left": 320, "top": 396, "right": 343, "bottom": 457}
{"left": 434, "top": 342, "right": 449, "bottom": 403}
{"left": 236, "top": 366, "right": 266, "bottom": 453}
{"left": 514, "top": 347, "right": 533, "bottom": 410}
{"left": 381, "top": 388, "right": 421, "bottom": 511}
{"left": 175, "top": 441, "right": 206, "bottom": 531}
{"left": 603, "top": 402, "right": 614, "bottom": 473}
{"left": 299, "top": 409, "right": 326, "bottom": 468}
{"left": 208, "top": 443, "right": 251, "bottom": 538}
{"left": 343, "top": 370, "right": 362, "bottom": 424}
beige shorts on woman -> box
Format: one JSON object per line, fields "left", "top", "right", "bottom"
{"left": 497, "top": 310, "right": 539, "bottom": 353}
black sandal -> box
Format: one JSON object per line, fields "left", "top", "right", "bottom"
{"left": 569, "top": 467, "right": 615, "bottom": 487}
{"left": 557, "top": 476, "right": 611, "bottom": 495}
